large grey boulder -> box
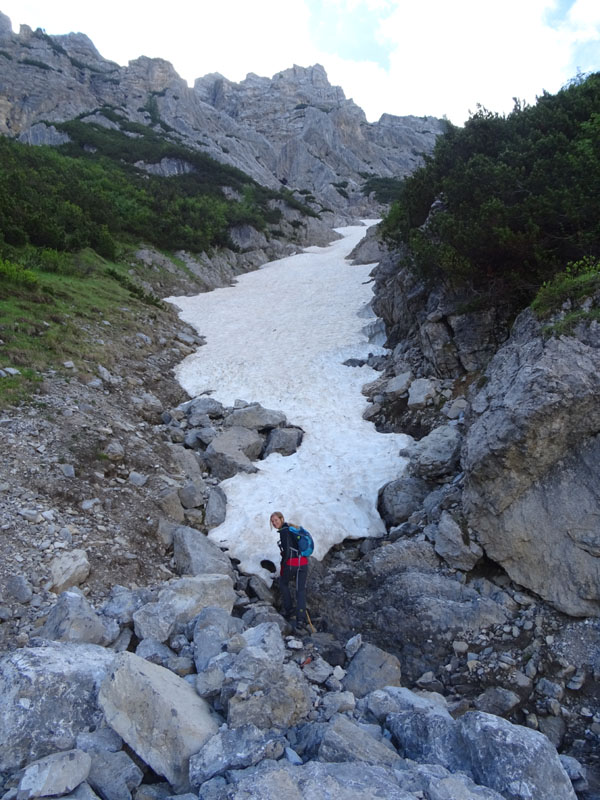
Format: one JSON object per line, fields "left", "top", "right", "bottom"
{"left": 364, "top": 685, "right": 450, "bottom": 724}
{"left": 182, "top": 397, "right": 225, "bottom": 419}
{"left": 318, "top": 714, "right": 400, "bottom": 766}
{"left": 223, "top": 637, "right": 312, "bottom": 730}
{"left": 262, "top": 427, "right": 303, "bottom": 458}
{"left": 101, "top": 585, "right": 155, "bottom": 626}
{"left": 197, "top": 760, "right": 463, "bottom": 800}
{"left": 377, "top": 475, "right": 431, "bottom": 527}
{"left": 459, "top": 711, "right": 576, "bottom": 800}
{"left": 0, "top": 643, "right": 115, "bottom": 772}
{"left": 40, "top": 589, "right": 120, "bottom": 646}
{"left": 406, "top": 424, "right": 462, "bottom": 479}
{"left": 364, "top": 539, "right": 440, "bottom": 579}
{"left": 385, "top": 707, "right": 576, "bottom": 800}
{"left": 189, "top": 724, "right": 286, "bottom": 787}
{"left": 192, "top": 606, "right": 244, "bottom": 672}
{"left": 342, "top": 642, "right": 401, "bottom": 698}
{"left": 86, "top": 749, "right": 143, "bottom": 800}
{"left": 429, "top": 510, "right": 483, "bottom": 571}
{"left": 463, "top": 310, "right": 600, "bottom": 616}
{"left": 172, "top": 525, "right": 233, "bottom": 578}
{"left": 133, "top": 575, "right": 236, "bottom": 642}
{"left": 386, "top": 708, "right": 462, "bottom": 770}
{"left": 98, "top": 652, "right": 219, "bottom": 792}
{"left": 223, "top": 404, "right": 286, "bottom": 430}
{"left": 204, "top": 487, "right": 227, "bottom": 529}
{"left": 204, "top": 427, "right": 263, "bottom": 479}
{"left": 17, "top": 750, "right": 92, "bottom": 800}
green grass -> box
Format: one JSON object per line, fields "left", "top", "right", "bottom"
{"left": 531, "top": 257, "right": 600, "bottom": 318}
{"left": 0, "top": 249, "right": 172, "bottom": 408}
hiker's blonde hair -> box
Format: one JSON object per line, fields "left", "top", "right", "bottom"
{"left": 269, "top": 511, "right": 284, "bottom": 528}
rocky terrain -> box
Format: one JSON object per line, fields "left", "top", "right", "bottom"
{"left": 0, "top": 224, "right": 598, "bottom": 799}
{"left": 1, "top": 9, "right": 599, "bottom": 800}
{"left": 0, "top": 11, "right": 445, "bottom": 216}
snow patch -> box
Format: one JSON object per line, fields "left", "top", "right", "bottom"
{"left": 167, "top": 222, "right": 410, "bottom": 582}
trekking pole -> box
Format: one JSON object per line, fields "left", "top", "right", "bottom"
{"left": 306, "top": 610, "right": 316, "bottom": 634}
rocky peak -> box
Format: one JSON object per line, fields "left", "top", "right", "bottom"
{"left": 53, "top": 31, "right": 105, "bottom": 63}
{"left": 0, "top": 13, "right": 446, "bottom": 215}
{"left": 0, "top": 11, "right": 12, "bottom": 40}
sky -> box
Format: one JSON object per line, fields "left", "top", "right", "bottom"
{"left": 167, "top": 222, "right": 410, "bottom": 582}
{"left": 1, "top": 0, "right": 599, "bottom": 124}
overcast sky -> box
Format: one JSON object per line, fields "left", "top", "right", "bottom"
{"left": 2, "top": 0, "right": 599, "bottom": 124}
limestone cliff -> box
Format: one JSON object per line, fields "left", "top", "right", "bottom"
{"left": 0, "top": 12, "right": 445, "bottom": 215}
{"left": 365, "top": 228, "right": 600, "bottom": 619}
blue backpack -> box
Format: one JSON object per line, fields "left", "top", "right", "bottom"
{"left": 288, "top": 525, "right": 314, "bottom": 557}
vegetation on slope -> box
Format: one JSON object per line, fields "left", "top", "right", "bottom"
{"left": 380, "top": 72, "right": 600, "bottom": 312}
{"left": 0, "top": 116, "right": 318, "bottom": 405}
{"left": 0, "top": 120, "right": 320, "bottom": 259}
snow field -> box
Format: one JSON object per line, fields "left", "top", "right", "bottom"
{"left": 167, "top": 223, "right": 410, "bottom": 582}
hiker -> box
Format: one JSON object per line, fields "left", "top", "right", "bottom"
{"left": 270, "top": 510, "right": 309, "bottom": 632}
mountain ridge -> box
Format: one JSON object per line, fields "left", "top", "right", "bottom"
{"left": 0, "top": 11, "right": 446, "bottom": 215}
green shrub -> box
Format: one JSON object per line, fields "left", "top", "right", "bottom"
{"left": 381, "top": 72, "right": 600, "bottom": 310}
{"left": 531, "top": 257, "right": 600, "bottom": 317}
{"left": 0, "top": 258, "right": 40, "bottom": 290}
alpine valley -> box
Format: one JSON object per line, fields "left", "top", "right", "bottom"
{"left": 0, "top": 9, "right": 599, "bottom": 800}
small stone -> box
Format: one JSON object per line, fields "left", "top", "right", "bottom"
{"left": 128, "top": 472, "right": 148, "bottom": 487}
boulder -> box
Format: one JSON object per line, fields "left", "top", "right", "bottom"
{"left": 430, "top": 510, "right": 483, "bottom": 571}
{"left": 172, "top": 525, "right": 233, "bottom": 578}
{"left": 178, "top": 480, "right": 206, "bottom": 509}
{"left": 377, "top": 475, "right": 432, "bottom": 527}
{"left": 182, "top": 397, "right": 225, "bottom": 419}
{"left": 0, "top": 643, "right": 115, "bottom": 771}
{"left": 205, "top": 487, "right": 227, "bottom": 529}
{"left": 192, "top": 606, "right": 244, "bottom": 672}
{"left": 133, "top": 575, "right": 236, "bottom": 642}
{"left": 342, "top": 642, "right": 401, "bottom": 698}
{"left": 224, "top": 661, "right": 312, "bottom": 730}
{"left": 364, "top": 538, "right": 439, "bottom": 579}
{"left": 318, "top": 714, "right": 400, "bottom": 766}
{"left": 188, "top": 724, "right": 285, "bottom": 787}
{"left": 86, "top": 749, "right": 143, "bottom": 800}
{"left": 204, "top": 428, "right": 263, "bottom": 480}
{"left": 262, "top": 427, "right": 303, "bottom": 458}
{"left": 98, "top": 652, "right": 219, "bottom": 792}
{"left": 223, "top": 404, "right": 286, "bottom": 430}
{"left": 48, "top": 550, "right": 90, "bottom": 594}
{"left": 40, "top": 588, "right": 120, "bottom": 646}
{"left": 459, "top": 711, "right": 576, "bottom": 800}
{"left": 17, "top": 750, "right": 92, "bottom": 800}
{"left": 407, "top": 424, "right": 462, "bottom": 479}
{"left": 407, "top": 377, "right": 438, "bottom": 408}
{"left": 101, "top": 585, "right": 155, "bottom": 626}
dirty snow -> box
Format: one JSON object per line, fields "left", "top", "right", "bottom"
{"left": 167, "top": 222, "right": 410, "bottom": 582}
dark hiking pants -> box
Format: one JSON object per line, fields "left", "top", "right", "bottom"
{"left": 280, "top": 563, "right": 308, "bottom": 626}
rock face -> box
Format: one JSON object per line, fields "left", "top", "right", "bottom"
{"left": 195, "top": 65, "right": 446, "bottom": 214}
{"left": 0, "top": 18, "right": 445, "bottom": 215}
{"left": 462, "top": 310, "right": 600, "bottom": 616}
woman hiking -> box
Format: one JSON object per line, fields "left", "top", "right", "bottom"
{"left": 270, "top": 510, "right": 309, "bottom": 633}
